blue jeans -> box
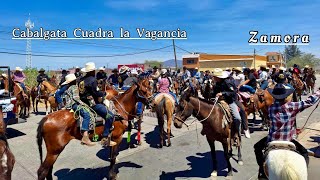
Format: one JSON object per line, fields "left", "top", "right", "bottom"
{"left": 260, "top": 80, "right": 268, "bottom": 90}
{"left": 55, "top": 85, "right": 68, "bottom": 104}
{"left": 18, "top": 82, "right": 26, "bottom": 92}
{"left": 121, "top": 86, "right": 130, "bottom": 91}
{"left": 92, "top": 104, "right": 114, "bottom": 137}
{"left": 72, "top": 104, "right": 91, "bottom": 131}
{"left": 136, "top": 102, "right": 143, "bottom": 115}
{"left": 239, "top": 85, "right": 256, "bottom": 94}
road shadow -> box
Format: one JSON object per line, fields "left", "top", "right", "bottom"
{"left": 144, "top": 126, "right": 160, "bottom": 148}
{"left": 5, "top": 127, "right": 26, "bottom": 139}
{"left": 54, "top": 161, "right": 143, "bottom": 180}
{"left": 159, "top": 151, "right": 238, "bottom": 179}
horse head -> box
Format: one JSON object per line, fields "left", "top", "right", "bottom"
{"left": 41, "top": 81, "right": 57, "bottom": 93}
{"left": 173, "top": 91, "right": 194, "bottom": 129}
{"left": 135, "top": 78, "right": 153, "bottom": 105}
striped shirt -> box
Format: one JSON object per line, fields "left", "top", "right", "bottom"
{"left": 267, "top": 90, "right": 320, "bottom": 142}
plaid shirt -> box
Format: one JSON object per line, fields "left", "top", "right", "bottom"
{"left": 64, "top": 85, "right": 84, "bottom": 109}
{"left": 267, "top": 90, "right": 320, "bottom": 142}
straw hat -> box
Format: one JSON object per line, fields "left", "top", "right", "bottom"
{"left": 1, "top": 73, "right": 7, "bottom": 78}
{"left": 161, "top": 69, "right": 167, "bottom": 75}
{"left": 195, "top": 67, "right": 198, "bottom": 70}
{"left": 61, "top": 74, "right": 77, "bottom": 85}
{"left": 233, "top": 67, "right": 242, "bottom": 72}
{"left": 119, "top": 66, "right": 130, "bottom": 74}
{"left": 15, "top": 67, "right": 23, "bottom": 71}
{"left": 259, "top": 65, "right": 266, "bottom": 68}
{"left": 98, "top": 67, "right": 105, "bottom": 71}
{"left": 304, "top": 65, "right": 310, "bottom": 68}
{"left": 279, "top": 66, "right": 286, "bottom": 71}
{"left": 81, "top": 62, "right": 96, "bottom": 73}
{"left": 225, "top": 67, "right": 231, "bottom": 71}
{"left": 271, "top": 65, "right": 276, "bottom": 69}
{"left": 213, "top": 68, "right": 228, "bottom": 79}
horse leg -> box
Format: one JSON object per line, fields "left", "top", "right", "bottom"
{"left": 45, "top": 100, "right": 49, "bottom": 115}
{"left": 207, "top": 139, "right": 217, "bottom": 177}
{"left": 237, "top": 128, "right": 243, "bottom": 165}
{"left": 109, "top": 143, "right": 121, "bottom": 180}
{"left": 137, "top": 117, "right": 142, "bottom": 146}
{"left": 158, "top": 115, "right": 164, "bottom": 148}
{"left": 166, "top": 114, "right": 172, "bottom": 147}
{"left": 222, "top": 139, "right": 233, "bottom": 176}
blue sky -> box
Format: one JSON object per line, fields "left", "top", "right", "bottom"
{"left": 0, "top": 0, "right": 319, "bottom": 70}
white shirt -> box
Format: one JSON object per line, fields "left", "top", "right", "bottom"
{"left": 233, "top": 73, "right": 245, "bottom": 87}
{"left": 257, "top": 71, "right": 268, "bottom": 82}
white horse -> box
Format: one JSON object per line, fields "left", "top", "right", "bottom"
{"left": 264, "top": 141, "right": 308, "bottom": 180}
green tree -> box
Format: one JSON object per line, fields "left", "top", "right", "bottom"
{"left": 144, "top": 60, "right": 163, "bottom": 69}
{"left": 284, "top": 45, "right": 302, "bottom": 61}
{"left": 23, "top": 67, "right": 39, "bottom": 87}
{"left": 287, "top": 53, "right": 320, "bottom": 68}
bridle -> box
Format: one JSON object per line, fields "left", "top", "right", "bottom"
{"left": 175, "top": 97, "right": 218, "bottom": 128}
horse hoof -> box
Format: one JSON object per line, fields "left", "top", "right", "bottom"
{"left": 129, "top": 144, "right": 137, "bottom": 149}
{"left": 238, "top": 161, "right": 244, "bottom": 166}
{"left": 210, "top": 171, "right": 217, "bottom": 177}
{"left": 167, "top": 143, "right": 171, "bottom": 147}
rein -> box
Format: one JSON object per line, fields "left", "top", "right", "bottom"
{"left": 112, "top": 96, "right": 138, "bottom": 118}
{"left": 300, "top": 99, "right": 320, "bottom": 131}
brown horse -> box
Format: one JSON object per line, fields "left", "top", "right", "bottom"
{"left": 13, "top": 83, "right": 31, "bottom": 119}
{"left": 305, "top": 70, "right": 316, "bottom": 94}
{"left": 154, "top": 93, "right": 175, "bottom": 148}
{"left": 292, "top": 73, "right": 304, "bottom": 101}
{"left": 174, "top": 90, "right": 242, "bottom": 177}
{"left": 36, "top": 79, "right": 153, "bottom": 180}
{"left": 31, "top": 81, "right": 57, "bottom": 114}
{"left": 0, "top": 107, "right": 15, "bottom": 180}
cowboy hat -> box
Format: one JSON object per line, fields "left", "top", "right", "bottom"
{"left": 153, "top": 66, "right": 158, "bottom": 70}
{"left": 61, "top": 74, "right": 77, "bottom": 85}
{"left": 267, "top": 83, "right": 294, "bottom": 100}
{"left": 195, "top": 67, "right": 198, "bottom": 70}
{"left": 98, "top": 67, "right": 105, "bottom": 71}
{"left": 259, "top": 65, "right": 266, "bottom": 68}
{"left": 213, "top": 68, "right": 228, "bottom": 79}
{"left": 81, "top": 62, "right": 96, "bottom": 73}
{"left": 225, "top": 67, "right": 230, "bottom": 71}
{"left": 279, "top": 66, "right": 286, "bottom": 71}
{"left": 112, "top": 68, "right": 118, "bottom": 73}
{"left": 1, "top": 73, "right": 7, "bottom": 78}
{"left": 266, "top": 66, "right": 270, "bottom": 70}
{"left": 304, "top": 65, "right": 310, "bottom": 68}
{"left": 15, "top": 67, "right": 23, "bottom": 71}
{"left": 38, "top": 68, "right": 45, "bottom": 72}
{"left": 233, "top": 67, "right": 242, "bottom": 72}
{"left": 271, "top": 65, "right": 276, "bottom": 69}
{"left": 161, "top": 69, "right": 167, "bottom": 75}
{"left": 119, "top": 66, "right": 130, "bottom": 74}
{"left": 75, "top": 66, "right": 80, "bottom": 69}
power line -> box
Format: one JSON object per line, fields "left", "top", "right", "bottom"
{"left": 0, "top": 45, "right": 173, "bottom": 58}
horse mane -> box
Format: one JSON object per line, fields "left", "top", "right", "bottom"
{"left": 43, "top": 81, "right": 57, "bottom": 88}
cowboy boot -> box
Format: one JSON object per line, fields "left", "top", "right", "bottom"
{"left": 81, "top": 135, "right": 96, "bottom": 146}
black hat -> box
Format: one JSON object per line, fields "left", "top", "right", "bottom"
{"left": 38, "top": 68, "right": 45, "bottom": 72}
{"left": 153, "top": 66, "right": 158, "bottom": 70}
{"left": 62, "top": 69, "right": 67, "bottom": 74}
{"left": 267, "top": 83, "right": 294, "bottom": 100}
{"left": 112, "top": 68, "right": 118, "bottom": 73}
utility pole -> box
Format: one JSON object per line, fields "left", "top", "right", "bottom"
{"left": 25, "top": 13, "right": 34, "bottom": 68}
{"left": 253, "top": 48, "right": 256, "bottom": 69}
{"left": 172, "top": 39, "right": 178, "bottom": 71}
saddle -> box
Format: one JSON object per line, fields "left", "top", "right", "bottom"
{"left": 263, "top": 141, "right": 297, "bottom": 159}
{"left": 217, "top": 100, "right": 232, "bottom": 129}
{"left": 237, "top": 92, "right": 253, "bottom": 106}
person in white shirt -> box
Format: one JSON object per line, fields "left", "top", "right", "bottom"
{"left": 232, "top": 67, "right": 245, "bottom": 87}
{"left": 256, "top": 65, "right": 269, "bottom": 90}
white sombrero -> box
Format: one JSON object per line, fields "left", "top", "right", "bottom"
{"left": 81, "top": 62, "right": 96, "bottom": 73}
{"left": 61, "top": 74, "right": 77, "bottom": 85}
{"left": 161, "top": 69, "right": 167, "bottom": 75}
{"left": 1, "top": 73, "right": 7, "bottom": 78}
{"left": 131, "top": 69, "right": 138, "bottom": 75}
{"left": 15, "top": 67, "right": 23, "bottom": 71}
{"left": 279, "top": 66, "right": 286, "bottom": 71}
{"left": 119, "top": 66, "right": 130, "bottom": 74}
{"left": 98, "top": 67, "right": 105, "bottom": 71}
{"left": 213, "top": 68, "right": 229, "bottom": 79}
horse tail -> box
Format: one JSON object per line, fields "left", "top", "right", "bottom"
{"left": 37, "top": 117, "right": 47, "bottom": 163}
{"left": 156, "top": 97, "right": 166, "bottom": 125}
{"left": 280, "top": 162, "right": 299, "bottom": 180}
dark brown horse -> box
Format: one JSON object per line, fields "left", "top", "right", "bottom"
{"left": 13, "top": 83, "right": 31, "bottom": 119}
{"left": 31, "top": 81, "right": 57, "bottom": 115}
{"left": 292, "top": 73, "right": 304, "bottom": 101}
{"left": 0, "top": 107, "right": 15, "bottom": 180}
{"left": 174, "top": 90, "right": 242, "bottom": 177}
{"left": 305, "top": 70, "right": 316, "bottom": 94}
{"left": 36, "top": 79, "right": 153, "bottom": 180}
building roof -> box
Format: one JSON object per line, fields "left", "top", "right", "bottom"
{"left": 266, "top": 52, "right": 281, "bottom": 55}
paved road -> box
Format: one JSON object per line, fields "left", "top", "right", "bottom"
{"left": 7, "top": 75, "right": 320, "bottom": 180}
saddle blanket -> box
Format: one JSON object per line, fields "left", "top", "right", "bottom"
{"left": 154, "top": 93, "right": 175, "bottom": 106}
{"left": 237, "top": 92, "right": 251, "bottom": 103}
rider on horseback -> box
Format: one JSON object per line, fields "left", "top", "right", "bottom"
{"left": 63, "top": 73, "right": 96, "bottom": 146}
{"left": 79, "top": 62, "right": 116, "bottom": 147}
{"left": 254, "top": 84, "right": 320, "bottom": 179}
{"left": 96, "top": 67, "right": 107, "bottom": 81}
{"left": 108, "top": 69, "right": 119, "bottom": 89}
{"left": 212, "top": 69, "right": 242, "bottom": 135}
{"left": 256, "top": 65, "right": 269, "bottom": 90}
{"left": 238, "top": 68, "right": 257, "bottom": 94}
{"left": 55, "top": 69, "right": 69, "bottom": 110}
{"left": 13, "top": 67, "right": 27, "bottom": 96}
{"left": 36, "top": 68, "right": 50, "bottom": 100}
{"left": 155, "top": 69, "right": 178, "bottom": 105}
{"left": 118, "top": 66, "right": 129, "bottom": 89}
